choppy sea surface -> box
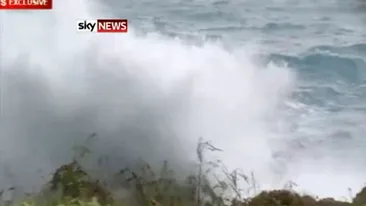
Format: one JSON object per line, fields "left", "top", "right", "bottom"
{"left": 0, "top": 0, "right": 366, "bottom": 200}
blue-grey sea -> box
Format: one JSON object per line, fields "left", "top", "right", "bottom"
{"left": 0, "top": 0, "right": 366, "bottom": 200}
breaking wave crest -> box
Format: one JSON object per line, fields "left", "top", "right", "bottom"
{"left": 0, "top": 0, "right": 295, "bottom": 198}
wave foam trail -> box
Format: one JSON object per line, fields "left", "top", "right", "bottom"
{"left": 2, "top": 0, "right": 362, "bottom": 201}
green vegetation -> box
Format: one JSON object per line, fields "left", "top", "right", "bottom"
{"left": 2, "top": 138, "right": 366, "bottom": 206}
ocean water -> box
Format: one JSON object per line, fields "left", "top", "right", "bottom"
{"left": 0, "top": 0, "right": 366, "bottom": 200}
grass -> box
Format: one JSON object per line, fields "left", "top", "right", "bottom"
{"left": 1, "top": 137, "right": 366, "bottom": 206}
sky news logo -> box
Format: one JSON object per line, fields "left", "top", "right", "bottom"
{"left": 77, "top": 19, "right": 128, "bottom": 33}
{"left": 0, "top": 0, "right": 52, "bottom": 9}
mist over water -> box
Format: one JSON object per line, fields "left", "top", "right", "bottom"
{"left": 1, "top": 0, "right": 366, "bottom": 200}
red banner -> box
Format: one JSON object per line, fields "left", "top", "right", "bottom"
{"left": 0, "top": 0, "right": 52, "bottom": 10}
